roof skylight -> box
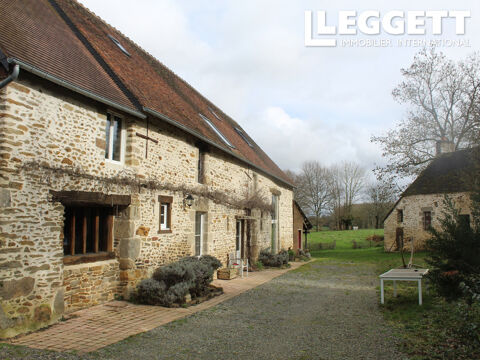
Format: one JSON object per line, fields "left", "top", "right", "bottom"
{"left": 235, "top": 127, "right": 254, "bottom": 148}
{"left": 107, "top": 35, "right": 131, "bottom": 56}
{"left": 209, "top": 108, "right": 222, "bottom": 121}
{"left": 199, "top": 113, "right": 235, "bottom": 148}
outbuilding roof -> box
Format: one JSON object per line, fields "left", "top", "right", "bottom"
{"left": 0, "top": 0, "right": 293, "bottom": 187}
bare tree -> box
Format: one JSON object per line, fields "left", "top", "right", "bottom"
{"left": 295, "top": 161, "right": 330, "bottom": 231}
{"left": 329, "top": 162, "right": 366, "bottom": 229}
{"left": 366, "top": 181, "right": 397, "bottom": 229}
{"left": 372, "top": 48, "right": 480, "bottom": 185}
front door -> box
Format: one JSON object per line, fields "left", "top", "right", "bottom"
{"left": 195, "top": 212, "right": 205, "bottom": 256}
{"left": 395, "top": 227, "right": 404, "bottom": 251}
{"left": 298, "top": 229, "right": 302, "bottom": 249}
{"left": 235, "top": 220, "right": 243, "bottom": 259}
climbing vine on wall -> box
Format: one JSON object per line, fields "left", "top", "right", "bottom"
{"left": 19, "top": 162, "right": 273, "bottom": 213}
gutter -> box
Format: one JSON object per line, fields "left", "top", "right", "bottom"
{"left": 8, "top": 58, "right": 146, "bottom": 119}
{"left": 143, "top": 107, "right": 295, "bottom": 189}
{"left": 0, "top": 64, "right": 19, "bottom": 89}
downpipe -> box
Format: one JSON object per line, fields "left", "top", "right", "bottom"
{"left": 0, "top": 64, "right": 20, "bottom": 89}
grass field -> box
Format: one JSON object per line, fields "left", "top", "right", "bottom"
{"left": 308, "top": 229, "right": 479, "bottom": 359}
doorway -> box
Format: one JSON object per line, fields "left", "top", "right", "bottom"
{"left": 298, "top": 229, "right": 302, "bottom": 249}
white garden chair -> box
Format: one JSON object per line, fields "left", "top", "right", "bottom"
{"left": 228, "top": 252, "right": 249, "bottom": 278}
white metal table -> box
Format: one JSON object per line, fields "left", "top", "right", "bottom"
{"left": 379, "top": 268, "right": 429, "bottom": 305}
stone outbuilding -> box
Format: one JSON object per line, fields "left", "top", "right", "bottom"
{"left": 292, "top": 201, "right": 312, "bottom": 252}
{"left": 384, "top": 146, "right": 479, "bottom": 252}
{"left": 0, "top": 0, "right": 295, "bottom": 337}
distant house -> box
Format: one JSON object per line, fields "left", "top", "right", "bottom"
{"left": 384, "top": 144, "right": 479, "bottom": 252}
{"left": 292, "top": 201, "right": 312, "bottom": 251}
{"left": 0, "top": 0, "right": 294, "bottom": 338}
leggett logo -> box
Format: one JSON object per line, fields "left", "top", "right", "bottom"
{"left": 305, "top": 10, "right": 471, "bottom": 47}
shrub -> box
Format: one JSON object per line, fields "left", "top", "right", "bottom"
{"left": 288, "top": 248, "right": 295, "bottom": 261}
{"left": 136, "top": 255, "right": 222, "bottom": 307}
{"left": 426, "top": 192, "right": 480, "bottom": 301}
{"left": 135, "top": 278, "right": 168, "bottom": 306}
{"left": 259, "top": 249, "right": 289, "bottom": 267}
{"left": 254, "top": 260, "right": 264, "bottom": 270}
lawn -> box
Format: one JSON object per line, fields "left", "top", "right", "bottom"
{"left": 309, "top": 229, "right": 480, "bottom": 360}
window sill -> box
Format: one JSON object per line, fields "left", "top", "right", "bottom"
{"left": 63, "top": 252, "right": 115, "bottom": 265}
{"left": 158, "top": 229, "right": 172, "bottom": 234}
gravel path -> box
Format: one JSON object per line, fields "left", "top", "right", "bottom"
{"left": 0, "top": 261, "right": 404, "bottom": 359}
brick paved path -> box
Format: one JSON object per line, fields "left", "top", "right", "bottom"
{"left": 8, "top": 262, "right": 306, "bottom": 353}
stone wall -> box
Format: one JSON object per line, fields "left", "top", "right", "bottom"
{"left": 0, "top": 75, "right": 294, "bottom": 337}
{"left": 63, "top": 260, "right": 120, "bottom": 313}
{"left": 384, "top": 192, "right": 472, "bottom": 251}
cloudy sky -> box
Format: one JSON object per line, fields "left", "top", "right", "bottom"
{"left": 79, "top": 0, "right": 479, "bottom": 175}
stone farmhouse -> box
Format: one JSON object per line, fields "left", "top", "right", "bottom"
{"left": 0, "top": 0, "right": 296, "bottom": 337}
{"left": 384, "top": 144, "right": 479, "bottom": 252}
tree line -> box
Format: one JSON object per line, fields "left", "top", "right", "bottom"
{"left": 285, "top": 161, "right": 396, "bottom": 231}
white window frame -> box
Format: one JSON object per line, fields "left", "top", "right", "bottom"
{"left": 160, "top": 203, "right": 169, "bottom": 230}
{"left": 105, "top": 111, "right": 126, "bottom": 164}
{"left": 195, "top": 212, "right": 205, "bottom": 256}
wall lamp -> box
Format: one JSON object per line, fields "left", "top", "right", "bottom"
{"left": 184, "top": 194, "right": 194, "bottom": 208}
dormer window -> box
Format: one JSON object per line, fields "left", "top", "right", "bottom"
{"left": 235, "top": 127, "right": 254, "bottom": 148}
{"left": 107, "top": 35, "right": 131, "bottom": 56}
{"left": 199, "top": 114, "right": 235, "bottom": 148}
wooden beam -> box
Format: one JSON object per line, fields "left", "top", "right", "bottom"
{"left": 106, "top": 213, "right": 114, "bottom": 252}
{"left": 50, "top": 191, "right": 131, "bottom": 206}
{"left": 82, "top": 210, "right": 87, "bottom": 254}
{"left": 135, "top": 132, "right": 158, "bottom": 144}
{"left": 70, "top": 211, "right": 76, "bottom": 256}
{"left": 94, "top": 209, "right": 99, "bottom": 253}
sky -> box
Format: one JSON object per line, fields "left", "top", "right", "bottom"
{"left": 78, "top": 0, "right": 480, "bottom": 176}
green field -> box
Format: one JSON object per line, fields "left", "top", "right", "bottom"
{"left": 308, "top": 229, "right": 478, "bottom": 359}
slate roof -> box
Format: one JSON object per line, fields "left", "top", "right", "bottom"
{"left": 403, "top": 148, "right": 480, "bottom": 197}
{"left": 0, "top": 0, "right": 292, "bottom": 187}
{"left": 384, "top": 147, "right": 480, "bottom": 221}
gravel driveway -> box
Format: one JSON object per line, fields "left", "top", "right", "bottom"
{"left": 0, "top": 260, "right": 403, "bottom": 359}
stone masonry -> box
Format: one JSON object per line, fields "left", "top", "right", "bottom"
{"left": 0, "top": 75, "right": 294, "bottom": 338}
{"left": 384, "top": 192, "right": 472, "bottom": 252}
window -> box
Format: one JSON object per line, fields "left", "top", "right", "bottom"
{"left": 459, "top": 214, "right": 471, "bottom": 228}
{"left": 235, "top": 127, "right": 254, "bottom": 148}
{"left": 199, "top": 113, "right": 235, "bottom": 148}
{"left": 195, "top": 212, "right": 206, "bottom": 256}
{"left": 107, "top": 34, "right": 131, "bottom": 56}
{"left": 105, "top": 113, "right": 124, "bottom": 162}
{"left": 198, "top": 148, "right": 205, "bottom": 184}
{"left": 397, "top": 209, "right": 403, "bottom": 223}
{"left": 271, "top": 194, "right": 279, "bottom": 253}
{"left": 209, "top": 108, "right": 222, "bottom": 121}
{"left": 158, "top": 196, "right": 173, "bottom": 233}
{"left": 63, "top": 206, "right": 114, "bottom": 264}
{"left": 423, "top": 211, "right": 432, "bottom": 230}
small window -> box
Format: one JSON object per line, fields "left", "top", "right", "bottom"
{"left": 271, "top": 194, "right": 279, "bottom": 252}
{"left": 397, "top": 210, "right": 403, "bottom": 223}
{"left": 107, "top": 34, "right": 131, "bottom": 56}
{"left": 423, "top": 211, "right": 432, "bottom": 230}
{"left": 105, "top": 113, "right": 124, "bottom": 162}
{"left": 209, "top": 108, "right": 222, "bottom": 121}
{"left": 199, "top": 114, "right": 235, "bottom": 148}
{"left": 158, "top": 196, "right": 173, "bottom": 233}
{"left": 63, "top": 206, "right": 114, "bottom": 262}
{"left": 198, "top": 148, "right": 205, "bottom": 184}
{"left": 235, "top": 127, "right": 254, "bottom": 148}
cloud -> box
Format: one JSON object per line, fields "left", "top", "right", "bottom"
{"left": 78, "top": 0, "right": 480, "bottom": 176}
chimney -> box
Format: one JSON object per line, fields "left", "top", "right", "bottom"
{"left": 436, "top": 138, "right": 455, "bottom": 156}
